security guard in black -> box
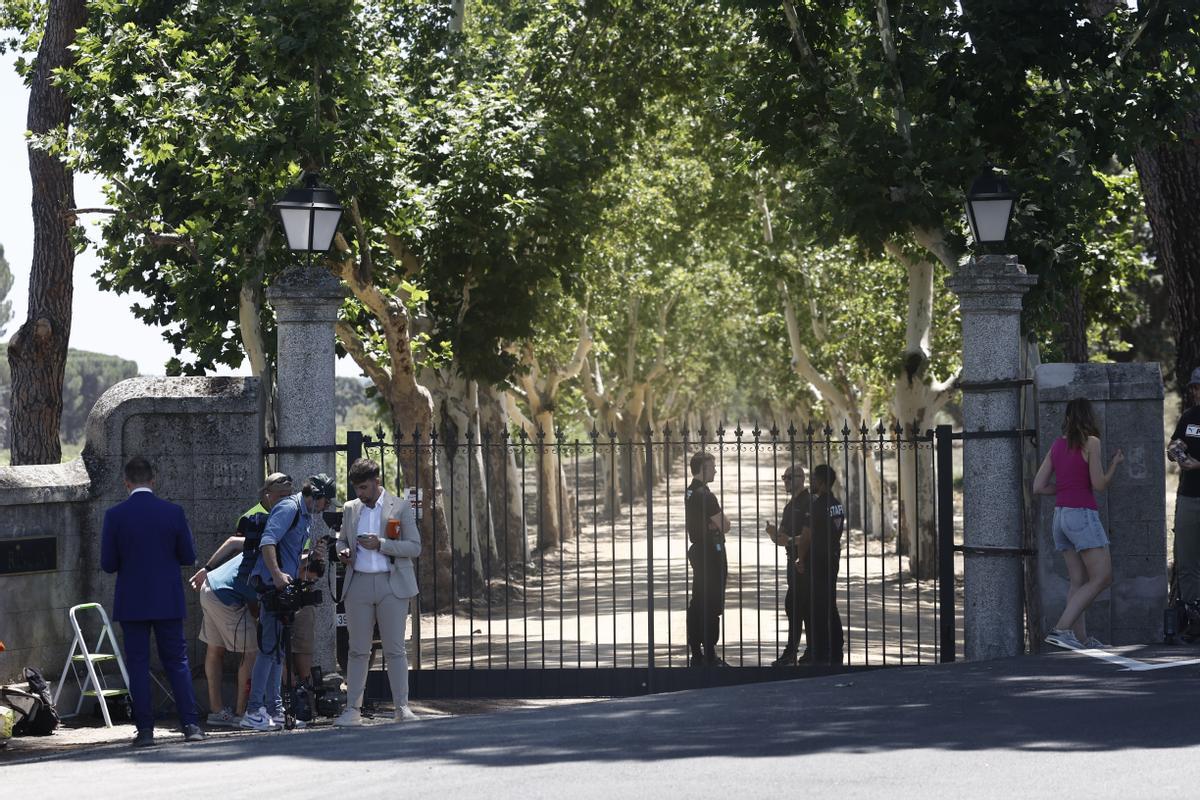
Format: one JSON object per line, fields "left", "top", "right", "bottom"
{"left": 686, "top": 453, "right": 728, "bottom": 665}
{"left": 802, "top": 464, "right": 846, "bottom": 666}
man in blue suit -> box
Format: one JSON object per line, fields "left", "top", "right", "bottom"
{"left": 100, "top": 456, "right": 205, "bottom": 747}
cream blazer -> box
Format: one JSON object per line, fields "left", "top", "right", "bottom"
{"left": 338, "top": 488, "right": 422, "bottom": 600}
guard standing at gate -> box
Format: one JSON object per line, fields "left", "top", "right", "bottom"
{"left": 686, "top": 451, "right": 730, "bottom": 667}
{"left": 765, "top": 465, "right": 810, "bottom": 665}
{"left": 796, "top": 464, "right": 845, "bottom": 666}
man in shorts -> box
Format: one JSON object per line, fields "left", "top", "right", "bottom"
{"left": 189, "top": 473, "right": 294, "bottom": 726}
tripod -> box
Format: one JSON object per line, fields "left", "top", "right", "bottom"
{"left": 276, "top": 610, "right": 300, "bottom": 730}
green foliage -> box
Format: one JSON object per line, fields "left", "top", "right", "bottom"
{"left": 38, "top": 0, "right": 716, "bottom": 390}
{"left": 722, "top": 0, "right": 1188, "bottom": 354}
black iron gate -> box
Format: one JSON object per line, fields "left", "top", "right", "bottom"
{"left": 304, "top": 421, "right": 989, "bottom": 699}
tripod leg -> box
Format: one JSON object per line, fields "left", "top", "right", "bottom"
{"left": 281, "top": 619, "right": 295, "bottom": 730}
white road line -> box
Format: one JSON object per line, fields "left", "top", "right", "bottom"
{"left": 1059, "top": 645, "right": 1200, "bottom": 671}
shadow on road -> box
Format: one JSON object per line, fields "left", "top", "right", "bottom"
{"left": 34, "top": 647, "right": 1200, "bottom": 771}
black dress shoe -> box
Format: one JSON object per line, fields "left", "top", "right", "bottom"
{"left": 796, "top": 651, "right": 813, "bottom": 664}
{"left": 707, "top": 657, "right": 730, "bottom": 667}
{"left": 689, "top": 654, "right": 707, "bottom": 667}
{"left": 771, "top": 650, "right": 798, "bottom": 667}
{"left": 132, "top": 730, "right": 156, "bottom": 748}
{"left": 183, "top": 724, "right": 207, "bottom": 742}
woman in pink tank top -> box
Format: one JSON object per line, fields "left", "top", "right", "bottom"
{"left": 1032, "top": 398, "right": 1124, "bottom": 649}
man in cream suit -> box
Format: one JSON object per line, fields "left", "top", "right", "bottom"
{"left": 333, "top": 458, "right": 422, "bottom": 725}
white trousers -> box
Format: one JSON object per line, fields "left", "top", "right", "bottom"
{"left": 344, "top": 571, "right": 411, "bottom": 710}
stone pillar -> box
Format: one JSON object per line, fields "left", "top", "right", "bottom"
{"left": 947, "top": 254, "right": 1038, "bottom": 660}
{"left": 267, "top": 264, "right": 345, "bottom": 675}
{"left": 1034, "top": 363, "right": 1166, "bottom": 644}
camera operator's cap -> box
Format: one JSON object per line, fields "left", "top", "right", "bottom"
{"left": 308, "top": 473, "right": 337, "bottom": 500}
{"left": 1189, "top": 367, "right": 1200, "bottom": 386}
{"left": 261, "top": 472, "right": 294, "bottom": 494}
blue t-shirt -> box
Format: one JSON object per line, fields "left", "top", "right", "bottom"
{"left": 249, "top": 493, "right": 310, "bottom": 587}
{"left": 207, "top": 555, "right": 251, "bottom": 606}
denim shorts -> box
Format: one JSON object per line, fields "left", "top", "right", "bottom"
{"left": 1052, "top": 506, "right": 1110, "bottom": 552}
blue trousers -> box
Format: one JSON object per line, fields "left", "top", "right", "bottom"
{"left": 247, "top": 607, "right": 284, "bottom": 714}
{"left": 120, "top": 619, "right": 199, "bottom": 732}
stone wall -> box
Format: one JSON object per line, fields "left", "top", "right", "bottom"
{"left": 1034, "top": 363, "right": 1167, "bottom": 645}
{"left": 0, "top": 377, "right": 262, "bottom": 685}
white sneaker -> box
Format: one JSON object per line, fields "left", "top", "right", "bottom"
{"left": 333, "top": 708, "right": 363, "bottom": 727}
{"left": 393, "top": 706, "right": 418, "bottom": 723}
{"left": 239, "top": 708, "right": 279, "bottom": 731}
{"left": 206, "top": 707, "right": 240, "bottom": 728}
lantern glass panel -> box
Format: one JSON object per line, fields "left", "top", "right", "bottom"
{"left": 968, "top": 197, "right": 1013, "bottom": 244}
{"left": 311, "top": 207, "right": 344, "bottom": 252}
{"left": 278, "top": 206, "right": 313, "bottom": 251}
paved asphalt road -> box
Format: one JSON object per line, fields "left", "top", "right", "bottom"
{"left": 5, "top": 645, "right": 1199, "bottom": 799}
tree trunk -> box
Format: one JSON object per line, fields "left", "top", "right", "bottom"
{"left": 890, "top": 246, "right": 953, "bottom": 580}
{"left": 1134, "top": 118, "right": 1200, "bottom": 399}
{"left": 389, "top": 385, "right": 454, "bottom": 610}
{"left": 616, "top": 411, "right": 647, "bottom": 503}
{"left": 239, "top": 272, "right": 278, "bottom": 452}
{"left": 478, "top": 382, "right": 529, "bottom": 569}
{"left": 428, "top": 374, "right": 490, "bottom": 595}
{"left": 893, "top": 377, "right": 943, "bottom": 579}
{"left": 1060, "top": 281, "right": 1088, "bottom": 363}
{"left": 532, "top": 409, "right": 576, "bottom": 549}
{"left": 8, "top": 0, "right": 87, "bottom": 466}
{"left": 594, "top": 409, "right": 622, "bottom": 519}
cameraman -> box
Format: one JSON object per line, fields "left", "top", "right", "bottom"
{"left": 333, "top": 458, "right": 422, "bottom": 726}
{"left": 239, "top": 473, "right": 336, "bottom": 732}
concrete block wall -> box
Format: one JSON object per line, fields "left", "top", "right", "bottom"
{"left": 0, "top": 377, "right": 262, "bottom": 687}
{"left": 1035, "top": 363, "right": 1167, "bottom": 645}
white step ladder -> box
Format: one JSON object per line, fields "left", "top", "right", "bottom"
{"left": 52, "top": 603, "right": 132, "bottom": 727}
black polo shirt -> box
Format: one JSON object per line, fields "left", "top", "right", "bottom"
{"left": 779, "top": 489, "right": 812, "bottom": 562}
{"left": 1173, "top": 405, "right": 1200, "bottom": 498}
{"left": 808, "top": 490, "right": 846, "bottom": 575}
{"left": 685, "top": 479, "right": 723, "bottom": 550}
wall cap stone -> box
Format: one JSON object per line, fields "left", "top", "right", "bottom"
{"left": 266, "top": 265, "right": 346, "bottom": 304}
{"left": 0, "top": 459, "right": 91, "bottom": 505}
{"left": 84, "top": 376, "right": 261, "bottom": 458}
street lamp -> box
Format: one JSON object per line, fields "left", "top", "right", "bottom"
{"left": 964, "top": 165, "right": 1017, "bottom": 247}
{"left": 273, "top": 172, "right": 344, "bottom": 265}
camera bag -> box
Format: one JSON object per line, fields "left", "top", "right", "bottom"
{"left": 0, "top": 667, "right": 60, "bottom": 736}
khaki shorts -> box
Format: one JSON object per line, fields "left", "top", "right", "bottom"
{"left": 198, "top": 582, "right": 255, "bottom": 653}
{"left": 289, "top": 604, "right": 315, "bottom": 655}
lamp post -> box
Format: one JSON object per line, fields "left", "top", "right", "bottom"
{"left": 272, "top": 172, "right": 344, "bottom": 266}
{"left": 946, "top": 165, "right": 1037, "bottom": 661}
{"left": 267, "top": 172, "right": 346, "bottom": 675}
{"left": 964, "top": 165, "right": 1016, "bottom": 248}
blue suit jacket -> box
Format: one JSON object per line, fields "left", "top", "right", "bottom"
{"left": 100, "top": 490, "right": 197, "bottom": 622}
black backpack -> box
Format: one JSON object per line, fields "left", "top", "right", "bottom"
{"left": 1, "top": 667, "right": 60, "bottom": 736}
{"left": 235, "top": 507, "right": 301, "bottom": 586}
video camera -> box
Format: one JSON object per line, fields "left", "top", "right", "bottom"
{"left": 261, "top": 578, "right": 323, "bottom": 616}
{"left": 320, "top": 509, "right": 345, "bottom": 565}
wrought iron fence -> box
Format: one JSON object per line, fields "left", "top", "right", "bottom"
{"left": 338, "top": 421, "right": 965, "bottom": 697}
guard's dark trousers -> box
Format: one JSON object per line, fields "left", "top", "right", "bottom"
{"left": 806, "top": 560, "right": 844, "bottom": 665}
{"left": 687, "top": 544, "right": 728, "bottom": 660}
{"left": 783, "top": 565, "right": 807, "bottom": 654}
